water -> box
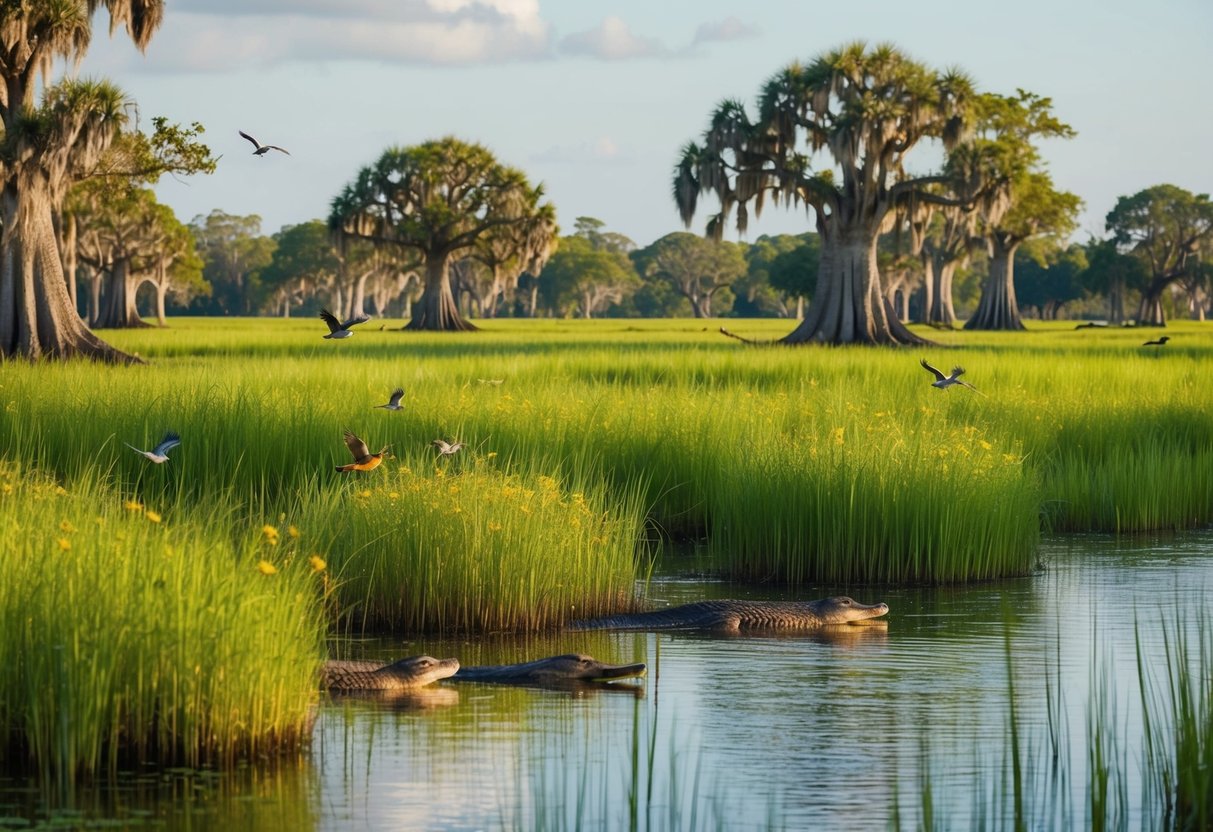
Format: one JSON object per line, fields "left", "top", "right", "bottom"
{"left": 2, "top": 532, "right": 1210, "bottom": 830}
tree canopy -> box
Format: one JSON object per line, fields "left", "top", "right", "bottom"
{"left": 330, "top": 137, "right": 557, "bottom": 331}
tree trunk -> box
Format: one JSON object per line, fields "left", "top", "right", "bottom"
{"left": 407, "top": 253, "right": 476, "bottom": 331}
{"left": 1108, "top": 278, "right": 1124, "bottom": 324}
{"left": 350, "top": 270, "right": 370, "bottom": 319}
{"left": 781, "top": 226, "right": 927, "bottom": 345}
{"left": 0, "top": 186, "right": 138, "bottom": 363}
{"left": 87, "top": 267, "right": 103, "bottom": 327}
{"left": 1136, "top": 292, "right": 1166, "bottom": 327}
{"left": 95, "top": 257, "right": 151, "bottom": 329}
{"left": 1135, "top": 278, "right": 1170, "bottom": 326}
{"left": 965, "top": 237, "right": 1025, "bottom": 331}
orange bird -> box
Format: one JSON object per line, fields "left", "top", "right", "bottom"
{"left": 336, "top": 430, "right": 390, "bottom": 473}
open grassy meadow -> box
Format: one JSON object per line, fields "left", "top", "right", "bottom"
{"left": 2, "top": 316, "right": 1212, "bottom": 775}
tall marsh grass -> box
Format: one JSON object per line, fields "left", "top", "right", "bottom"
{"left": 0, "top": 464, "right": 325, "bottom": 780}
{"left": 3, "top": 317, "right": 1212, "bottom": 594}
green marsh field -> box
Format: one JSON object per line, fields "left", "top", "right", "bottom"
{"left": 2, "top": 317, "right": 1212, "bottom": 793}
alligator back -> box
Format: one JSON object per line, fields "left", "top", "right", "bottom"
{"left": 322, "top": 655, "right": 459, "bottom": 691}
{"left": 570, "top": 598, "right": 887, "bottom": 632}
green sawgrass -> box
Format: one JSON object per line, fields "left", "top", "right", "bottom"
{"left": 0, "top": 463, "right": 325, "bottom": 780}
{"left": 296, "top": 464, "right": 649, "bottom": 632}
{"left": 2, "top": 317, "right": 1211, "bottom": 592}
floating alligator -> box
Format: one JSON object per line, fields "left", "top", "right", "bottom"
{"left": 569, "top": 596, "right": 889, "bottom": 633}
{"left": 322, "top": 655, "right": 460, "bottom": 692}
{"left": 322, "top": 653, "right": 644, "bottom": 692}
{"left": 453, "top": 653, "right": 646, "bottom": 687}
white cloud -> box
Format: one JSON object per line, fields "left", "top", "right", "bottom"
{"left": 97, "top": 1, "right": 553, "bottom": 71}
{"left": 692, "top": 17, "right": 759, "bottom": 45}
{"left": 558, "top": 17, "right": 667, "bottom": 61}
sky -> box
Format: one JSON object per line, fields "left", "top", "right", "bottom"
{"left": 78, "top": 0, "right": 1213, "bottom": 248}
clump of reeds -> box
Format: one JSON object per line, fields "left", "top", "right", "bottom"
{"left": 0, "top": 463, "right": 326, "bottom": 781}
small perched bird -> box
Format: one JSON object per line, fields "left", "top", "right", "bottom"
{"left": 431, "top": 439, "right": 464, "bottom": 457}
{"left": 336, "top": 430, "right": 390, "bottom": 473}
{"left": 375, "top": 388, "right": 405, "bottom": 411}
{"left": 238, "top": 130, "right": 289, "bottom": 156}
{"left": 1142, "top": 335, "right": 1170, "bottom": 346}
{"left": 125, "top": 431, "right": 181, "bottom": 464}
{"left": 920, "top": 358, "right": 979, "bottom": 392}
{"left": 320, "top": 308, "right": 370, "bottom": 339}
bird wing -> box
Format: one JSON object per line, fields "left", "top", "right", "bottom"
{"left": 319, "top": 309, "right": 341, "bottom": 333}
{"left": 264, "top": 145, "right": 290, "bottom": 155}
{"left": 950, "top": 367, "right": 966, "bottom": 379}
{"left": 238, "top": 130, "right": 262, "bottom": 150}
{"left": 340, "top": 313, "right": 371, "bottom": 330}
{"left": 450, "top": 443, "right": 464, "bottom": 453}
{"left": 388, "top": 388, "right": 404, "bottom": 407}
{"left": 153, "top": 432, "right": 181, "bottom": 456}
{"left": 920, "top": 358, "right": 946, "bottom": 382}
{"left": 431, "top": 439, "right": 450, "bottom": 453}
{"left": 344, "top": 430, "right": 372, "bottom": 462}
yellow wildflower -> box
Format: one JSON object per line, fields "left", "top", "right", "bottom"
{"left": 357, "top": 490, "right": 371, "bottom": 498}
{"left": 124, "top": 500, "right": 143, "bottom": 512}
{"left": 257, "top": 560, "right": 278, "bottom": 576}
{"left": 145, "top": 511, "right": 162, "bottom": 524}
{"left": 389, "top": 491, "right": 400, "bottom": 500}
{"left": 59, "top": 520, "right": 76, "bottom": 534}
{"left": 308, "top": 555, "right": 326, "bottom": 572}
{"left": 54, "top": 486, "right": 68, "bottom": 497}
{"left": 488, "top": 521, "right": 503, "bottom": 533}
{"left": 538, "top": 475, "right": 558, "bottom": 492}
{"left": 287, "top": 525, "right": 300, "bottom": 539}
{"left": 56, "top": 538, "right": 71, "bottom": 552}
{"left": 979, "top": 440, "right": 993, "bottom": 451}
{"left": 1, "top": 483, "right": 11, "bottom": 495}
{"left": 832, "top": 427, "right": 845, "bottom": 446}
{"left": 486, "top": 451, "right": 498, "bottom": 459}
{"left": 261, "top": 524, "right": 279, "bottom": 539}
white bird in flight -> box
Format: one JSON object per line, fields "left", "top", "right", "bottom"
{"left": 320, "top": 308, "right": 370, "bottom": 339}
{"left": 125, "top": 431, "right": 181, "bottom": 464}
{"left": 920, "top": 359, "right": 979, "bottom": 392}
{"left": 375, "top": 388, "right": 405, "bottom": 411}
{"left": 431, "top": 439, "right": 465, "bottom": 457}
{"left": 239, "top": 130, "right": 290, "bottom": 156}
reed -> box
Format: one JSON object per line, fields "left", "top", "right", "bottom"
{"left": 0, "top": 463, "right": 326, "bottom": 780}
{"left": 2, "top": 317, "right": 1211, "bottom": 594}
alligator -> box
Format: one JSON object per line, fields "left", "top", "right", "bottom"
{"left": 452, "top": 653, "right": 646, "bottom": 687}
{"left": 569, "top": 596, "right": 889, "bottom": 633}
{"left": 322, "top": 654, "right": 460, "bottom": 692}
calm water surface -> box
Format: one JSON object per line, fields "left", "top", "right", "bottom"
{"left": 3, "top": 532, "right": 1211, "bottom": 830}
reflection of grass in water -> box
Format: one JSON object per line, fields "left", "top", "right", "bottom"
{"left": 905, "top": 601, "right": 1213, "bottom": 830}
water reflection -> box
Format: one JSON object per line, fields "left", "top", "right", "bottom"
{"left": 2, "top": 531, "right": 1210, "bottom": 829}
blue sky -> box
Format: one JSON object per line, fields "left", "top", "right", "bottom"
{"left": 82, "top": 0, "right": 1212, "bottom": 248}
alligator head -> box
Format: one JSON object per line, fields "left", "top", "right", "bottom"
{"left": 807, "top": 596, "right": 890, "bottom": 625}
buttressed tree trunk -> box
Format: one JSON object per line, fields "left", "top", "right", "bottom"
{"left": 409, "top": 253, "right": 476, "bottom": 331}
{"left": 781, "top": 228, "right": 925, "bottom": 345}
{"left": 96, "top": 257, "right": 151, "bottom": 328}
{"left": 0, "top": 184, "right": 137, "bottom": 362}
{"left": 965, "top": 237, "right": 1025, "bottom": 331}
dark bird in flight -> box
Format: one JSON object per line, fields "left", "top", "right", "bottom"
{"left": 375, "top": 388, "right": 405, "bottom": 411}
{"left": 320, "top": 308, "right": 370, "bottom": 339}
{"left": 920, "top": 359, "right": 979, "bottom": 392}
{"left": 1142, "top": 335, "right": 1170, "bottom": 346}
{"left": 125, "top": 431, "right": 181, "bottom": 464}
{"left": 238, "top": 130, "right": 290, "bottom": 156}
{"left": 336, "top": 430, "right": 390, "bottom": 473}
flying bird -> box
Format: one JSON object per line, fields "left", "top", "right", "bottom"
{"left": 375, "top": 388, "right": 405, "bottom": 411}
{"left": 125, "top": 431, "right": 181, "bottom": 464}
{"left": 431, "top": 439, "right": 465, "bottom": 457}
{"left": 1142, "top": 335, "right": 1170, "bottom": 346}
{"left": 920, "top": 358, "right": 979, "bottom": 392}
{"left": 238, "top": 130, "right": 289, "bottom": 156}
{"left": 320, "top": 308, "right": 370, "bottom": 339}
{"left": 336, "top": 430, "right": 390, "bottom": 473}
